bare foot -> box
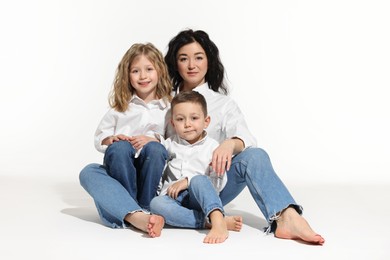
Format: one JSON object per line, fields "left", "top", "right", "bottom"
{"left": 225, "top": 216, "right": 243, "bottom": 231}
{"left": 203, "top": 210, "right": 229, "bottom": 244}
{"left": 147, "top": 215, "right": 165, "bottom": 238}
{"left": 274, "top": 207, "right": 325, "bottom": 245}
{"left": 205, "top": 215, "right": 243, "bottom": 231}
{"left": 124, "top": 212, "right": 164, "bottom": 238}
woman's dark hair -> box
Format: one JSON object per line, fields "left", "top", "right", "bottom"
{"left": 165, "top": 29, "right": 228, "bottom": 95}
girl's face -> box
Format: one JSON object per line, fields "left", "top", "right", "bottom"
{"left": 176, "top": 42, "right": 208, "bottom": 91}
{"left": 171, "top": 102, "right": 210, "bottom": 144}
{"left": 129, "top": 54, "right": 158, "bottom": 102}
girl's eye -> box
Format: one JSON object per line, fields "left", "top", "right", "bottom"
{"left": 131, "top": 69, "right": 138, "bottom": 74}
{"left": 147, "top": 67, "right": 154, "bottom": 71}
{"left": 196, "top": 56, "right": 203, "bottom": 60}
{"left": 179, "top": 57, "right": 187, "bottom": 62}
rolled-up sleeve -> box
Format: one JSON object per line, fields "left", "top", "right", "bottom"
{"left": 222, "top": 99, "right": 257, "bottom": 149}
{"left": 94, "top": 110, "right": 116, "bottom": 153}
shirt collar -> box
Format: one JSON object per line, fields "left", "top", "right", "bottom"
{"left": 130, "top": 94, "right": 169, "bottom": 109}
{"left": 176, "top": 130, "right": 208, "bottom": 146}
{"left": 177, "top": 82, "right": 209, "bottom": 95}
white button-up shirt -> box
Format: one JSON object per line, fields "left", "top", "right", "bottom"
{"left": 94, "top": 95, "right": 170, "bottom": 154}
{"left": 158, "top": 132, "right": 227, "bottom": 196}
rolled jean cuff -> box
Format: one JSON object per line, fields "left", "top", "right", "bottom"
{"left": 205, "top": 207, "right": 225, "bottom": 225}
{"left": 123, "top": 209, "right": 150, "bottom": 228}
{"left": 264, "top": 204, "right": 303, "bottom": 234}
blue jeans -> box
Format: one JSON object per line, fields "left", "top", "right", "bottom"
{"left": 150, "top": 175, "right": 224, "bottom": 228}
{"left": 79, "top": 141, "right": 167, "bottom": 228}
{"left": 150, "top": 147, "right": 301, "bottom": 232}
{"left": 220, "top": 147, "right": 302, "bottom": 231}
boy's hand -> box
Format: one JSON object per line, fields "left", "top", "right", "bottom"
{"left": 167, "top": 179, "right": 188, "bottom": 199}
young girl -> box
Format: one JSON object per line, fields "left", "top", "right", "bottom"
{"left": 80, "top": 43, "right": 172, "bottom": 237}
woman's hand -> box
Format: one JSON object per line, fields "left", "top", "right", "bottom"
{"left": 167, "top": 179, "right": 188, "bottom": 199}
{"left": 212, "top": 138, "right": 244, "bottom": 174}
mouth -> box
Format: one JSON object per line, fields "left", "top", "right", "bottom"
{"left": 138, "top": 81, "right": 151, "bottom": 86}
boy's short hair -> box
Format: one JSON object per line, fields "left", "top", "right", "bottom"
{"left": 171, "top": 91, "right": 207, "bottom": 116}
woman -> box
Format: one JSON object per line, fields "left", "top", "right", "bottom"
{"left": 159, "top": 29, "right": 325, "bottom": 245}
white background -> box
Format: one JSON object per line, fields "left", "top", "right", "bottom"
{"left": 1, "top": 0, "right": 389, "bottom": 185}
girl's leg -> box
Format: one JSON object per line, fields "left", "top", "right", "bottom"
{"left": 135, "top": 142, "right": 168, "bottom": 210}
{"left": 103, "top": 141, "right": 138, "bottom": 200}
{"left": 79, "top": 163, "right": 143, "bottom": 228}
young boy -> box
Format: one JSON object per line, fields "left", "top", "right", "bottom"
{"left": 151, "top": 91, "right": 242, "bottom": 244}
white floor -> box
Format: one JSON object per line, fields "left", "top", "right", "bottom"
{"left": 1, "top": 174, "right": 389, "bottom": 260}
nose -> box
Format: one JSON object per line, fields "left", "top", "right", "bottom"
{"left": 188, "top": 58, "right": 195, "bottom": 69}
{"left": 140, "top": 69, "right": 147, "bottom": 79}
{"left": 184, "top": 119, "right": 191, "bottom": 127}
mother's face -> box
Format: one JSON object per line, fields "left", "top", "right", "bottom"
{"left": 176, "top": 42, "right": 208, "bottom": 91}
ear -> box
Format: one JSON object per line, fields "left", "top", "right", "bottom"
{"left": 204, "top": 115, "right": 211, "bottom": 128}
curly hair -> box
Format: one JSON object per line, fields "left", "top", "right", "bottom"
{"left": 165, "top": 29, "right": 228, "bottom": 95}
{"left": 109, "top": 43, "right": 173, "bottom": 112}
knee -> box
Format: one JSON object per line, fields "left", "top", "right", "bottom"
{"left": 189, "top": 175, "right": 208, "bottom": 188}
{"left": 245, "top": 147, "right": 270, "bottom": 163}
{"left": 142, "top": 142, "right": 168, "bottom": 159}
{"left": 106, "top": 140, "right": 133, "bottom": 155}
{"left": 79, "top": 163, "right": 100, "bottom": 187}
{"left": 149, "top": 196, "right": 165, "bottom": 214}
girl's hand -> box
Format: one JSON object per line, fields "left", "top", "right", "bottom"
{"left": 167, "top": 179, "right": 188, "bottom": 199}
{"left": 129, "top": 135, "right": 158, "bottom": 150}
{"left": 101, "top": 134, "right": 131, "bottom": 146}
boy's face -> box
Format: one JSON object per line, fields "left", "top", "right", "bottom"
{"left": 171, "top": 102, "right": 210, "bottom": 144}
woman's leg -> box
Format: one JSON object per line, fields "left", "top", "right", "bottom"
{"left": 219, "top": 148, "right": 324, "bottom": 245}
{"left": 219, "top": 148, "right": 300, "bottom": 225}
{"left": 135, "top": 142, "right": 168, "bottom": 210}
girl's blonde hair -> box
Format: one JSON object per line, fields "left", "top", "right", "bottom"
{"left": 109, "top": 43, "right": 173, "bottom": 112}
